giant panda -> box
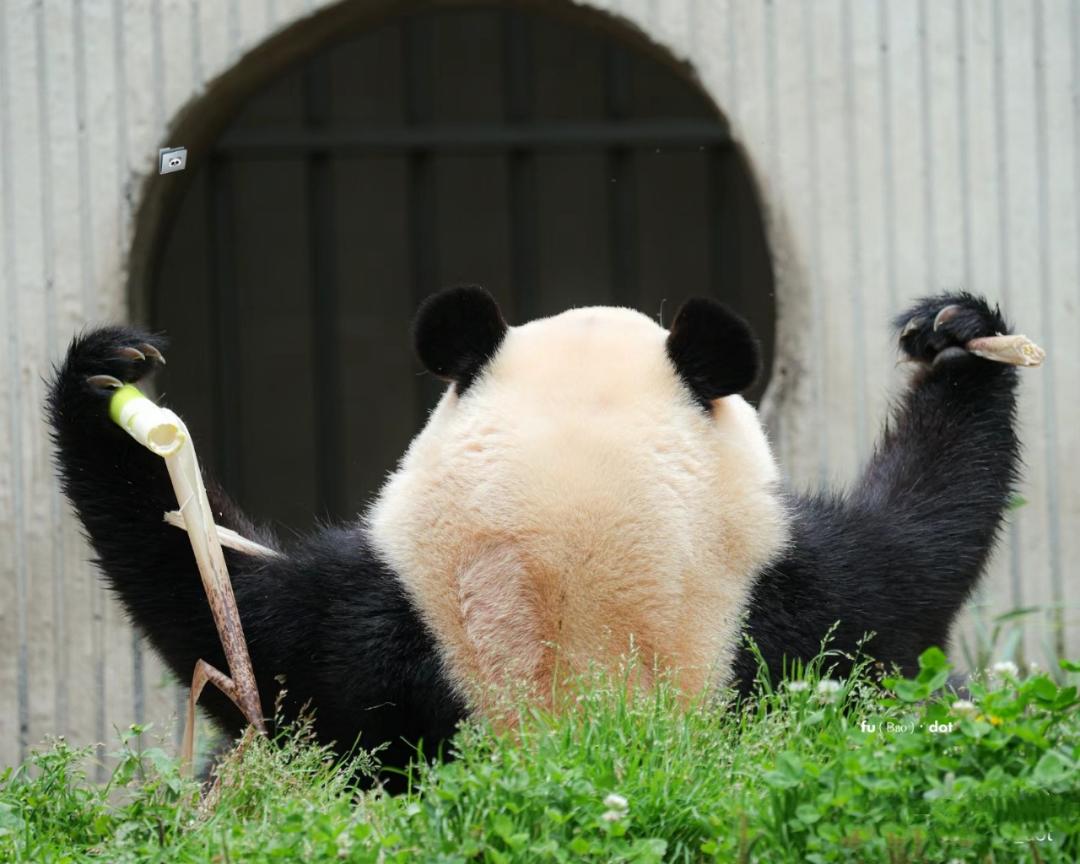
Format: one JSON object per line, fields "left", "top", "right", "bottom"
{"left": 46, "top": 287, "right": 1019, "bottom": 787}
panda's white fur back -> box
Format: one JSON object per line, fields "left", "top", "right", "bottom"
{"left": 367, "top": 305, "right": 789, "bottom": 711}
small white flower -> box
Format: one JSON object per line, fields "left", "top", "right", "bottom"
{"left": 603, "top": 793, "right": 628, "bottom": 811}
{"left": 785, "top": 680, "right": 810, "bottom": 693}
{"left": 991, "top": 661, "right": 1019, "bottom": 678}
{"left": 816, "top": 679, "right": 841, "bottom": 696}
{"left": 601, "top": 810, "right": 625, "bottom": 822}
{"left": 950, "top": 699, "right": 977, "bottom": 717}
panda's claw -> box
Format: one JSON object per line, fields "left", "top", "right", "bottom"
{"left": 900, "top": 317, "right": 923, "bottom": 341}
{"left": 87, "top": 374, "right": 124, "bottom": 391}
{"left": 114, "top": 346, "right": 146, "bottom": 363}
{"left": 933, "top": 305, "right": 962, "bottom": 332}
{"left": 139, "top": 343, "right": 166, "bottom": 365}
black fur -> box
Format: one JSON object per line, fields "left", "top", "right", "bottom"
{"left": 413, "top": 285, "right": 507, "bottom": 394}
{"left": 666, "top": 298, "right": 760, "bottom": 409}
{"left": 46, "top": 328, "right": 464, "bottom": 790}
{"left": 45, "top": 292, "right": 1019, "bottom": 782}
{"left": 732, "top": 293, "right": 1020, "bottom": 690}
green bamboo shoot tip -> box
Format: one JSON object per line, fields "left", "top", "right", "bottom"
{"left": 109, "top": 384, "right": 186, "bottom": 457}
{"left": 108, "top": 384, "right": 145, "bottom": 424}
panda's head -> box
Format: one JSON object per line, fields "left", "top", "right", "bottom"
{"left": 368, "top": 286, "right": 789, "bottom": 712}
{"left": 411, "top": 285, "right": 761, "bottom": 406}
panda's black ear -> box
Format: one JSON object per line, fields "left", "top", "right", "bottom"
{"left": 413, "top": 286, "right": 508, "bottom": 392}
{"left": 666, "top": 298, "right": 760, "bottom": 407}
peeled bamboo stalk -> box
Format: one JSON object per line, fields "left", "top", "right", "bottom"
{"left": 965, "top": 334, "right": 1045, "bottom": 367}
{"left": 109, "top": 385, "right": 266, "bottom": 770}
{"left": 929, "top": 304, "right": 1046, "bottom": 367}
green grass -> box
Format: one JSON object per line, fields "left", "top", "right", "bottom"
{"left": 2, "top": 648, "right": 1078, "bottom": 863}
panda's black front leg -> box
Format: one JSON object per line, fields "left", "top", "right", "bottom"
{"left": 48, "top": 328, "right": 465, "bottom": 787}
{"left": 47, "top": 327, "right": 276, "bottom": 735}
{"left": 736, "top": 293, "right": 1021, "bottom": 691}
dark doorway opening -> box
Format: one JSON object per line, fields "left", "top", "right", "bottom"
{"left": 150, "top": 4, "right": 775, "bottom": 532}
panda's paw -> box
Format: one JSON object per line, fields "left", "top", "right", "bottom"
{"left": 71, "top": 327, "right": 166, "bottom": 392}
{"left": 49, "top": 326, "right": 167, "bottom": 421}
{"left": 894, "top": 293, "right": 1010, "bottom": 368}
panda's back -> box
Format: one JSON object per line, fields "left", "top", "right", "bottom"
{"left": 365, "top": 307, "right": 789, "bottom": 711}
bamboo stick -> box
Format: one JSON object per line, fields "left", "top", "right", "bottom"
{"left": 109, "top": 385, "right": 266, "bottom": 771}
{"left": 965, "top": 334, "right": 1045, "bottom": 367}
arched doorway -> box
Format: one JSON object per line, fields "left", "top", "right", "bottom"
{"left": 147, "top": 3, "right": 775, "bottom": 531}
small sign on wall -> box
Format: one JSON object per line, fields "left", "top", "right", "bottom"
{"left": 159, "top": 146, "right": 188, "bottom": 175}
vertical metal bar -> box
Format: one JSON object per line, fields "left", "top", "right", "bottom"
{"left": 504, "top": 9, "right": 537, "bottom": 322}
{"left": 707, "top": 145, "right": 739, "bottom": 307}
{"left": 206, "top": 156, "right": 244, "bottom": 500}
{"left": 605, "top": 44, "right": 638, "bottom": 308}
{"left": 305, "top": 55, "right": 345, "bottom": 519}
{"left": 404, "top": 15, "right": 441, "bottom": 425}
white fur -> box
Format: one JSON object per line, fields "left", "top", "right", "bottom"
{"left": 366, "top": 306, "right": 789, "bottom": 711}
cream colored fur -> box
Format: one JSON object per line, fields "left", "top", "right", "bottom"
{"left": 366, "top": 306, "right": 789, "bottom": 713}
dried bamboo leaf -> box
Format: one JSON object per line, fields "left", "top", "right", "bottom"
{"left": 164, "top": 510, "right": 281, "bottom": 558}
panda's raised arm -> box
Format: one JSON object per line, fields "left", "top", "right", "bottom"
{"left": 734, "top": 293, "right": 1020, "bottom": 691}
{"left": 46, "top": 328, "right": 464, "bottom": 785}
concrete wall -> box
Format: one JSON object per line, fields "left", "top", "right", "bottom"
{"left": 1, "top": 0, "right": 1077, "bottom": 768}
